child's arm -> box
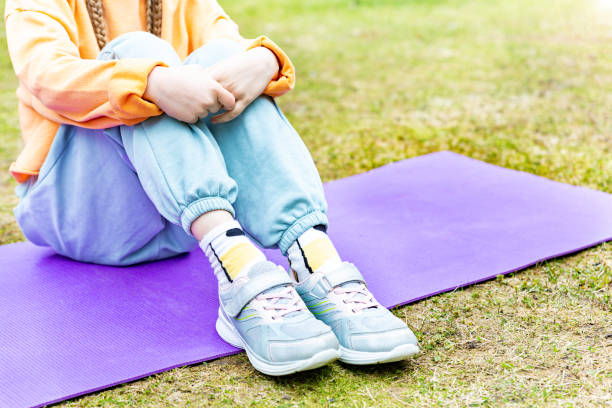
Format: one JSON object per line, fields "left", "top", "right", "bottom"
{"left": 5, "top": 5, "right": 166, "bottom": 128}
{"left": 187, "top": 0, "right": 296, "bottom": 98}
{"left": 206, "top": 47, "right": 280, "bottom": 123}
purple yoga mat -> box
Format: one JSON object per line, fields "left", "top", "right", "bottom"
{"left": 1, "top": 151, "right": 611, "bottom": 408}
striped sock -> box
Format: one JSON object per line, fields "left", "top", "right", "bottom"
{"left": 287, "top": 225, "right": 342, "bottom": 282}
{"left": 199, "top": 220, "right": 266, "bottom": 282}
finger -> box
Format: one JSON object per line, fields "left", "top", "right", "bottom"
{"left": 174, "top": 112, "right": 198, "bottom": 123}
{"left": 197, "top": 108, "right": 211, "bottom": 121}
{"left": 211, "top": 101, "right": 246, "bottom": 124}
{"left": 207, "top": 98, "right": 221, "bottom": 115}
{"left": 210, "top": 112, "right": 234, "bottom": 124}
{"left": 185, "top": 110, "right": 204, "bottom": 123}
{"left": 214, "top": 85, "right": 236, "bottom": 111}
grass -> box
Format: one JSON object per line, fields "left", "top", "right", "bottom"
{"left": 1, "top": 0, "right": 611, "bottom": 406}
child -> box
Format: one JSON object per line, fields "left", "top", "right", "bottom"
{"left": 5, "top": 0, "right": 419, "bottom": 375}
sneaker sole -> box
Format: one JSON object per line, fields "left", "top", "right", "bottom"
{"left": 339, "top": 343, "right": 419, "bottom": 365}
{"left": 216, "top": 308, "right": 341, "bottom": 376}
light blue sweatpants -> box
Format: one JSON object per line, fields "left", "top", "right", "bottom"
{"left": 13, "top": 32, "right": 328, "bottom": 266}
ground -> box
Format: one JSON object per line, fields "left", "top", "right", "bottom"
{"left": 0, "top": 0, "right": 610, "bottom": 406}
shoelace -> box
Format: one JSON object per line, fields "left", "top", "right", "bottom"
{"left": 254, "top": 286, "right": 305, "bottom": 320}
{"left": 333, "top": 282, "right": 379, "bottom": 313}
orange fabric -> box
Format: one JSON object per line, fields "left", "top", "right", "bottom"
{"left": 4, "top": 0, "right": 296, "bottom": 183}
{"left": 246, "top": 36, "right": 295, "bottom": 98}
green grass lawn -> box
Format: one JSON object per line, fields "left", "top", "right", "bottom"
{"left": 1, "top": 0, "right": 611, "bottom": 406}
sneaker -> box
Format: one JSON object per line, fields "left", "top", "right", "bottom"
{"left": 215, "top": 260, "right": 341, "bottom": 375}
{"left": 294, "top": 261, "right": 419, "bottom": 365}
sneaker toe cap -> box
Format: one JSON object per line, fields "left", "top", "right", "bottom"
{"left": 349, "top": 326, "right": 418, "bottom": 353}
{"left": 269, "top": 330, "right": 339, "bottom": 363}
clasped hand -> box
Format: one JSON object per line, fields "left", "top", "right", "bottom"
{"left": 144, "top": 47, "right": 279, "bottom": 124}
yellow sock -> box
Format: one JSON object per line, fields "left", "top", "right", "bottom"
{"left": 200, "top": 220, "right": 266, "bottom": 281}
{"left": 287, "top": 226, "right": 342, "bottom": 281}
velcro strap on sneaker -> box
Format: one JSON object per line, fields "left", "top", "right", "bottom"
{"left": 324, "top": 261, "right": 365, "bottom": 288}
{"left": 221, "top": 264, "right": 292, "bottom": 317}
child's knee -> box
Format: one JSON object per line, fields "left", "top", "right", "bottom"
{"left": 184, "top": 39, "right": 244, "bottom": 67}
{"left": 99, "top": 31, "right": 179, "bottom": 64}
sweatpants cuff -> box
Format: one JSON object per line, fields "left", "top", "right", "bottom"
{"left": 278, "top": 210, "right": 329, "bottom": 256}
{"left": 180, "top": 197, "right": 235, "bottom": 235}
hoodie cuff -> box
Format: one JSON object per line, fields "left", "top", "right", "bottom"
{"left": 108, "top": 58, "right": 168, "bottom": 119}
{"left": 246, "top": 36, "right": 295, "bottom": 97}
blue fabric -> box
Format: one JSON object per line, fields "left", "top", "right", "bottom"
{"left": 14, "top": 32, "right": 328, "bottom": 265}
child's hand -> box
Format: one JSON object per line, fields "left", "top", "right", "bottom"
{"left": 144, "top": 65, "right": 236, "bottom": 123}
{"left": 207, "top": 47, "right": 279, "bottom": 124}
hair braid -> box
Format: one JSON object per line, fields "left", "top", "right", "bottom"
{"left": 85, "top": 0, "right": 107, "bottom": 49}
{"left": 147, "top": 0, "right": 163, "bottom": 37}
{"left": 86, "top": 0, "right": 163, "bottom": 50}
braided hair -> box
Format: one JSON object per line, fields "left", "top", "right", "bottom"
{"left": 85, "top": 0, "right": 163, "bottom": 49}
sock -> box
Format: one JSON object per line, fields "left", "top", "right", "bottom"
{"left": 287, "top": 225, "right": 342, "bottom": 282}
{"left": 199, "top": 220, "right": 266, "bottom": 282}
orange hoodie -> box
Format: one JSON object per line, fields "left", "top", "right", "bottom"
{"left": 4, "top": 0, "right": 295, "bottom": 183}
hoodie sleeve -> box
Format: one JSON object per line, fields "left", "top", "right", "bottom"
{"left": 5, "top": 3, "right": 167, "bottom": 128}
{"left": 187, "top": 0, "right": 295, "bottom": 97}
